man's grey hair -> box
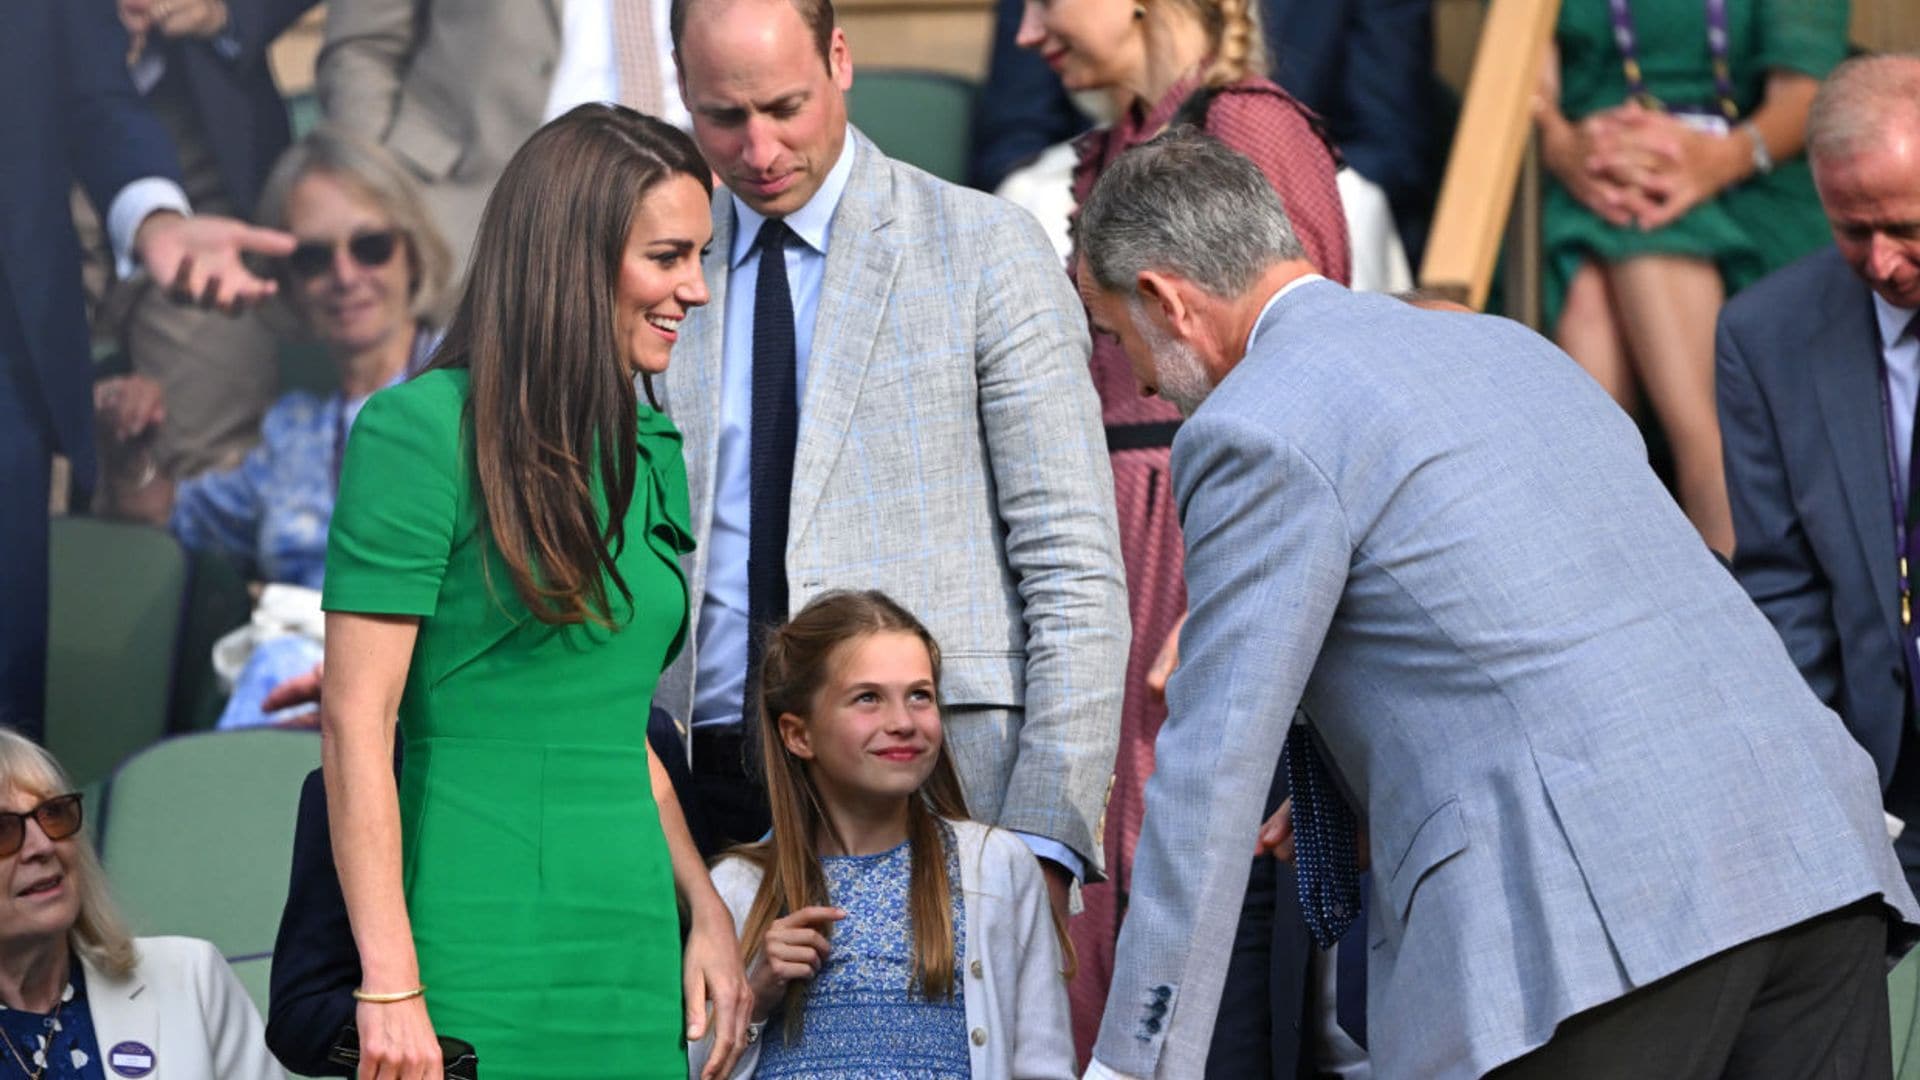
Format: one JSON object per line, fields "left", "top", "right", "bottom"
{"left": 1806, "top": 52, "right": 1920, "bottom": 166}
{"left": 1077, "top": 128, "right": 1306, "bottom": 297}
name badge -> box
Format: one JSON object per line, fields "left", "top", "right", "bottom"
{"left": 108, "top": 1040, "right": 156, "bottom": 1078}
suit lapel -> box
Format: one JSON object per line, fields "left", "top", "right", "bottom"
{"left": 81, "top": 955, "right": 159, "bottom": 1078}
{"left": 787, "top": 133, "right": 900, "bottom": 546}
{"left": 1811, "top": 265, "right": 1900, "bottom": 646}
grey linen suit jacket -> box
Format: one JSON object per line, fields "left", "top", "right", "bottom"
{"left": 1719, "top": 246, "right": 1908, "bottom": 789}
{"left": 1097, "top": 281, "right": 1917, "bottom": 1078}
{"left": 316, "top": 0, "right": 560, "bottom": 275}
{"left": 655, "top": 131, "right": 1129, "bottom": 874}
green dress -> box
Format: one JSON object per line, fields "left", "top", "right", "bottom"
{"left": 323, "top": 368, "right": 693, "bottom": 1078}
{"left": 1543, "top": 0, "right": 1849, "bottom": 329}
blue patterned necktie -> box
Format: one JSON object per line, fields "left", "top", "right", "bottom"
{"left": 1283, "top": 723, "right": 1362, "bottom": 950}
{"left": 743, "top": 219, "right": 797, "bottom": 727}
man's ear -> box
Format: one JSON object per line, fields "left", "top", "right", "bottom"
{"left": 778, "top": 712, "right": 814, "bottom": 760}
{"left": 829, "top": 28, "right": 854, "bottom": 91}
{"left": 1136, "top": 269, "right": 1194, "bottom": 338}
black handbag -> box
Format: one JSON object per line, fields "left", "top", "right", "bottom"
{"left": 326, "top": 1022, "right": 479, "bottom": 1079}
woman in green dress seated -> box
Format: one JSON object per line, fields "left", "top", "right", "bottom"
{"left": 1533, "top": 0, "right": 1848, "bottom": 555}
{"left": 317, "top": 104, "right": 754, "bottom": 1079}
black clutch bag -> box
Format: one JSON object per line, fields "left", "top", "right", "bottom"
{"left": 326, "top": 1022, "right": 479, "bottom": 1079}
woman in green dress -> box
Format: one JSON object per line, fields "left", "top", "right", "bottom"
{"left": 317, "top": 104, "right": 754, "bottom": 1079}
{"left": 1534, "top": 0, "right": 1848, "bottom": 555}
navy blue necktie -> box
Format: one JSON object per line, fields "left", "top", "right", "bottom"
{"left": 1283, "top": 723, "right": 1361, "bottom": 950}
{"left": 743, "top": 219, "right": 798, "bottom": 727}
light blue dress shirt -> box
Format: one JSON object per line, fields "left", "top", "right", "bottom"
{"left": 690, "top": 136, "right": 856, "bottom": 731}
{"left": 686, "top": 137, "right": 1082, "bottom": 880}
{"left": 1877, "top": 294, "right": 1920, "bottom": 492}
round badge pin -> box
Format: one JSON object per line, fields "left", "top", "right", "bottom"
{"left": 107, "top": 1040, "right": 156, "bottom": 1078}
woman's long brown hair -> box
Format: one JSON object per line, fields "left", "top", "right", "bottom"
{"left": 428, "top": 104, "right": 710, "bottom": 625}
{"left": 734, "top": 591, "right": 973, "bottom": 1043}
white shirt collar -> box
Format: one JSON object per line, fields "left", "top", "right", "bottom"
{"left": 729, "top": 131, "right": 857, "bottom": 267}
{"left": 1875, "top": 292, "right": 1920, "bottom": 351}
{"left": 1244, "top": 273, "right": 1325, "bottom": 357}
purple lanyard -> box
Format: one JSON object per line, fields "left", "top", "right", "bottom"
{"left": 1877, "top": 368, "right": 1918, "bottom": 632}
{"left": 1606, "top": 0, "right": 1740, "bottom": 121}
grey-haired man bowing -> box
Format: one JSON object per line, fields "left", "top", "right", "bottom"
{"left": 1079, "top": 129, "right": 1915, "bottom": 1080}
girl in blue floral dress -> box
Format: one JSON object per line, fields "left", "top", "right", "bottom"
{"left": 692, "top": 591, "right": 1076, "bottom": 1080}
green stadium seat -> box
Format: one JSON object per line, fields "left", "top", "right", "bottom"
{"left": 1895, "top": 945, "right": 1920, "bottom": 1077}
{"left": 847, "top": 69, "right": 978, "bottom": 185}
{"left": 45, "top": 517, "right": 188, "bottom": 785}
{"left": 99, "top": 729, "right": 319, "bottom": 959}
{"left": 227, "top": 952, "right": 275, "bottom": 1017}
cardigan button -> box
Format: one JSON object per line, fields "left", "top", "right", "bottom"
{"left": 969, "top": 959, "right": 984, "bottom": 978}
{"left": 971, "top": 1028, "right": 988, "bottom": 1047}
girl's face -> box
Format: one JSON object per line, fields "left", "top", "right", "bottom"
{"left": 1013, "top": 0, "right": 1143, "bottom": 94}
{"left": 613, "top": 174, "right": 713, "bottom": 376}
{"left": 780, "top": 631, "right": 943, "bottom": 809}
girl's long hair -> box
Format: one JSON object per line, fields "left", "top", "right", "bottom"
{"left": 429, "top": 103, "right": 711, "bottom": 626}
{"left": 735, "top": 591, "right": 971, "bottom": 1042}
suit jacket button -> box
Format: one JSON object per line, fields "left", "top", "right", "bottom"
{"left": 971, "top": 1028, "right": 987, "bottom": 1046}
{"left": 969, "top": 959, "right": 983, "bottom": 978}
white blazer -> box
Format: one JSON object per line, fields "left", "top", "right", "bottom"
{"left": 690, "top": 819, "right": 1075, "bottom": 1080}
{"left": 81, "top": 936, "right": 285, "bottom": 1080}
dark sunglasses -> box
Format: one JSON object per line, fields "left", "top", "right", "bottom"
{"left": 0, "top": 793, "right": 82, "bottom": 858}
{"left": 286, "top": 229, "right": 403, "bottom": 280}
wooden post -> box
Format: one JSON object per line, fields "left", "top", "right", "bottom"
{"left": 1419, "top": 0, "right": 1560, "bottom": 310}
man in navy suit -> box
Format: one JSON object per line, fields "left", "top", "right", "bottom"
{"left": 95, "top": 0, "right": 321, "bottom": 478}
{"left": 967, "top": 0, "right": 1444, "bottom": 261}
{"left": 0, "top": 0, "right": 293, "bottom": 740}
{"left": 1719, "top": 54, "right": 1920, "bottom": 900}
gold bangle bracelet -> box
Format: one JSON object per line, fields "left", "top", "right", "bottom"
{"left": 352, "top": 986, "right": 426, "bottom": 1004}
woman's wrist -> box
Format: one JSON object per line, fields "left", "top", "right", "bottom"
{"left": 1703, "top": 126, "right": 1754, "bottom": 191}
{"left": 1535, "top": 110, "right": 1578, "bottom": 182}
{"left": 685, "top": 889, "right": 734, "bottom": 929}
{"left": 353, "top": 985, "right": 426, "bottom": 1004}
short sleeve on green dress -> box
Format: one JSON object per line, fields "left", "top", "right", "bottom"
{"left": 1752, "top": 0, "right": 1849, "bottom": 78}
{"left": 322, "top": 371, "right": 465, "bottom": 616}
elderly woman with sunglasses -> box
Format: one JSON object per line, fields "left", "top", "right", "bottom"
{"left": 0, "top": 729, "right": 284, "bottom": 1079}
{"left": 92, "top": 125, "right": 451, "bottom": 727}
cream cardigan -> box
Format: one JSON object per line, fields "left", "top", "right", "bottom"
{"left": 689, "top": 818, "right": 1076, "bottom": 1080}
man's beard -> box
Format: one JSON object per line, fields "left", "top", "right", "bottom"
{"left": 1134, "top": 304, "right": 1214, "bottom": 418}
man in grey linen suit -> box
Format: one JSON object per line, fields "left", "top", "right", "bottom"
{"left": 1075, "top": 130, "right": 1918, "bottom": 1080}
{"left": 1719, "top": 55, "right": 1920, "bottom": 902}
{"left": 318, "top": 0, "right": 690, "bottom": 280}
{"left": 657, "top": 0, "right": 1129, "bottom": 915}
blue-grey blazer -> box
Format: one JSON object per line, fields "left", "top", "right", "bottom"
{"left": 1098, "top": 281, "right": 1917, "bottom": 1078}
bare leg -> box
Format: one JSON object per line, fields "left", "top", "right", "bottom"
{"left": 1607, "top": 254, "right": 1733, "bottom": 555}
{"left": 1555, "top": 260, "right": 1639, "bottom": 412}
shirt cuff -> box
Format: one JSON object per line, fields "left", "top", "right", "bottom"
{"left": 1013, "top": 832, "right": 1086, "bottom": 882}
{"left": 108, "top": 177, "right": 192, "bottom": 281}
{"left": 1083, "top": 1060, "right": 1146, "bottom": 1080}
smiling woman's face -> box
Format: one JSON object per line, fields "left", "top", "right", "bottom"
{"left": 0, "top": 787, "right": 80, "bottom": 951}
{"left": 285, "top": 171, "right": 417, "bottom": 358}
{"left": 1014, "top": 0, "right": 1143, "bottom": 94}
{"left": 612, "top": 174, "right": 714, "bottom": 376}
